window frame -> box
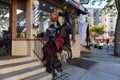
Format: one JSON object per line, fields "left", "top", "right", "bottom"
{"left": 12, "top": 0, "right": 28, "bottom": 40}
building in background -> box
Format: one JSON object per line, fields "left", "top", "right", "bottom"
{"left": 87, "top": 8, "right": 117, "bottom": 36}
{"left": 87, "top": 8, "right": 94, "bottom": 25}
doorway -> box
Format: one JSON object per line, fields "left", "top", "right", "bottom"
{"left": 0, "top": 2, "right": 12, "bottom": 56}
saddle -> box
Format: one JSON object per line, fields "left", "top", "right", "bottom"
{"left": 42, "top": 34, "right": 65, "bottom": 56}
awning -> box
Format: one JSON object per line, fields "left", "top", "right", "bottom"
{"left": 95, "top": 35, "right": 112, "bottom": 40}
{"left": 65, "top": 0, "right": 88, "bottom": 15}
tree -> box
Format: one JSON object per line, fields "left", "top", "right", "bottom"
{"left": 101, "top": 0, "right": 120, "bottom": 56}
{"left": 102, "top": 0, "right": 115, "bottom": 12}
{"left": 90, "top": 23, "right": 104, "bottom": 36}
{"left": 114, "top": 0, "right": 120, "bottom": 56}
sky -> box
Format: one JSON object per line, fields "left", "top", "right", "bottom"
{"left": 82, "top": 0, "right": 107, "bottom": 9}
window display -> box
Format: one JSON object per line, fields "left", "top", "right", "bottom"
{"left": 37, "top": 0, "right": 57, "bottom": 38}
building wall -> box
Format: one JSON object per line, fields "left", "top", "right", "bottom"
{"left": 72, "top": 34, "right": 81, "bottom": 58}
{"left": 100, "top": 10, "right": 117, "bottom": 36}
{"left": 12, "top": 41, "right": 28, "bottom": 55}
{"left": 94, "top": 9, "right": 100, "bottom": 25}
{"left": 107, "top": 10, "right": 117, "bottom": 36}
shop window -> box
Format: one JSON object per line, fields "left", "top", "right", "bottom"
{"left": 16, "top": 0, "right": 26, "bottom": 38}
{"left": 0, "top": 4, "right": 10, "bottom": 41}
{"left": 37, "top": 0, "right": 57, "bottom": 38}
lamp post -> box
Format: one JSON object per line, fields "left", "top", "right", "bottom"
{"left": 33, "top": 0, "right": 39, "bottom": 27}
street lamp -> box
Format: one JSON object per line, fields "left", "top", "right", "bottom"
{"left": 33, "top": 0, "right": 40, "bottom": 27}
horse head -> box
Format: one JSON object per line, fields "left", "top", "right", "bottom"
{"left": 59, "top": 22, "right": 72, "bottom": 37}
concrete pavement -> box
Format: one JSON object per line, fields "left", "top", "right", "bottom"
{"left": 56, "top": 58, "right": 120, "bottom": 80}
{"left": 56, "top": 47, "right": 120, "bottom": 80}
{"left": 1, "top": 47, "right": 120, "bottom": 80}
{"left": 81, "top": 46, "right": 120, "bottom": 63}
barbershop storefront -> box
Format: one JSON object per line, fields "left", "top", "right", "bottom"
{"left": 0, "top": 0, "right": 87, "bottom": 56}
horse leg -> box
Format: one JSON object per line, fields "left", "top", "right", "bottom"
{"left": 66, "top": 45, "right": 72, "bottom": 60}
{"left": 46, "top": 56, "right": 51, "bottom": 73}
{"left": 50, "top": 55, "right": 55, "bottom": 71}
{"left": 46, "top": 55, "right": 55, "bottom": 73}
{"left": 61, "top": 45, "right": 71, "bottom": 62}
{"left": 51, "top": 54, "right": 62, "bottom": 77}
{"left": 42, "top": 52, "right": 46, "bottom": 62}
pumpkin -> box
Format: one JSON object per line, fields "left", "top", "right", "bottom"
{"left": 50, "top": 13, "right": 58, "bottom": 22}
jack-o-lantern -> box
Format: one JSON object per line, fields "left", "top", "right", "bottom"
{"left": 50, "top": 13, "right": 58, "bottom": 22}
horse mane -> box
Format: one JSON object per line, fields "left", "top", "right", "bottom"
{"left": 56, "top": 20, "right": 72, "bottom": 37}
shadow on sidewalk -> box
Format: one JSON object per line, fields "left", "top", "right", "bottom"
{"left": 70, "top": 58, "right": 97, "bottom": 70}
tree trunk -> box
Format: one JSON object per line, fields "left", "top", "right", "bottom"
{"left": 114, "top": 12, "right": 120, "bottom": 56}
{"left": 114, "top": 0, "right": 120, "bottom": 56}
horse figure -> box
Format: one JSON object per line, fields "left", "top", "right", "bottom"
{"left": 57, "top": 22, "right": 72, "bottom": 62}
{"left": 42, "top": 22, "right": 72, "bottom": 74}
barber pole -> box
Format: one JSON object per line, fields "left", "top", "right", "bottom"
{"left": 33, "top": 0, "right": 39, "bottom": 27}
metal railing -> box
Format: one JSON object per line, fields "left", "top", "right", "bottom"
{"left": 33, "top": 34, "right": 47, "bottom": 64}
{"left": 33, "top": 34, "right": 70, "bottom": 80}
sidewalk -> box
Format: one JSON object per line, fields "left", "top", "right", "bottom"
{"left": 58, "top": 58, "right": 120, "bottom": 80}
{"left": 58, "top": 47, "right": 120, "bottom": 80}
{"left": 81, "top": 47, "right": 120, "bottom": 63}
{"left": 1, "top": 48, "right": 120, "bottom": 80}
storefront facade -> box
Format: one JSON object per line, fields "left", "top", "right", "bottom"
{"left": 0, "top": 0, "right": 87, "bottom": 57}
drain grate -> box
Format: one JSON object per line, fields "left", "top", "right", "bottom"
{"left": 70, "top": 58, "right": 97, "bottom": 69}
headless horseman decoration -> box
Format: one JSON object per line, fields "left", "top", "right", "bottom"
{"left": 41, "top": 2, "right": 72, "bottom": 78}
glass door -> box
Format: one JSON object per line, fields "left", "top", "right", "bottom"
{"left": 0, "top": 2, "right": 11, "bottom": 56}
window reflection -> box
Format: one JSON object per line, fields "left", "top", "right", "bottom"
{"left": 0, "top": 4, "right": 11, "bottom": 54}
{"left": 16, "top": 0, "right": 26, "bottom": 38}
{"left": 0, "top": 4, "right": 10, "bottom": 41}
{"left": 37, "top": 0, "right": 57, "bottom": 38}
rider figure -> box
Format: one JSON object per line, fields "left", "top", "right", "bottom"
{"left": 46, "top": 24, "right": 57, "bottom": 50}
